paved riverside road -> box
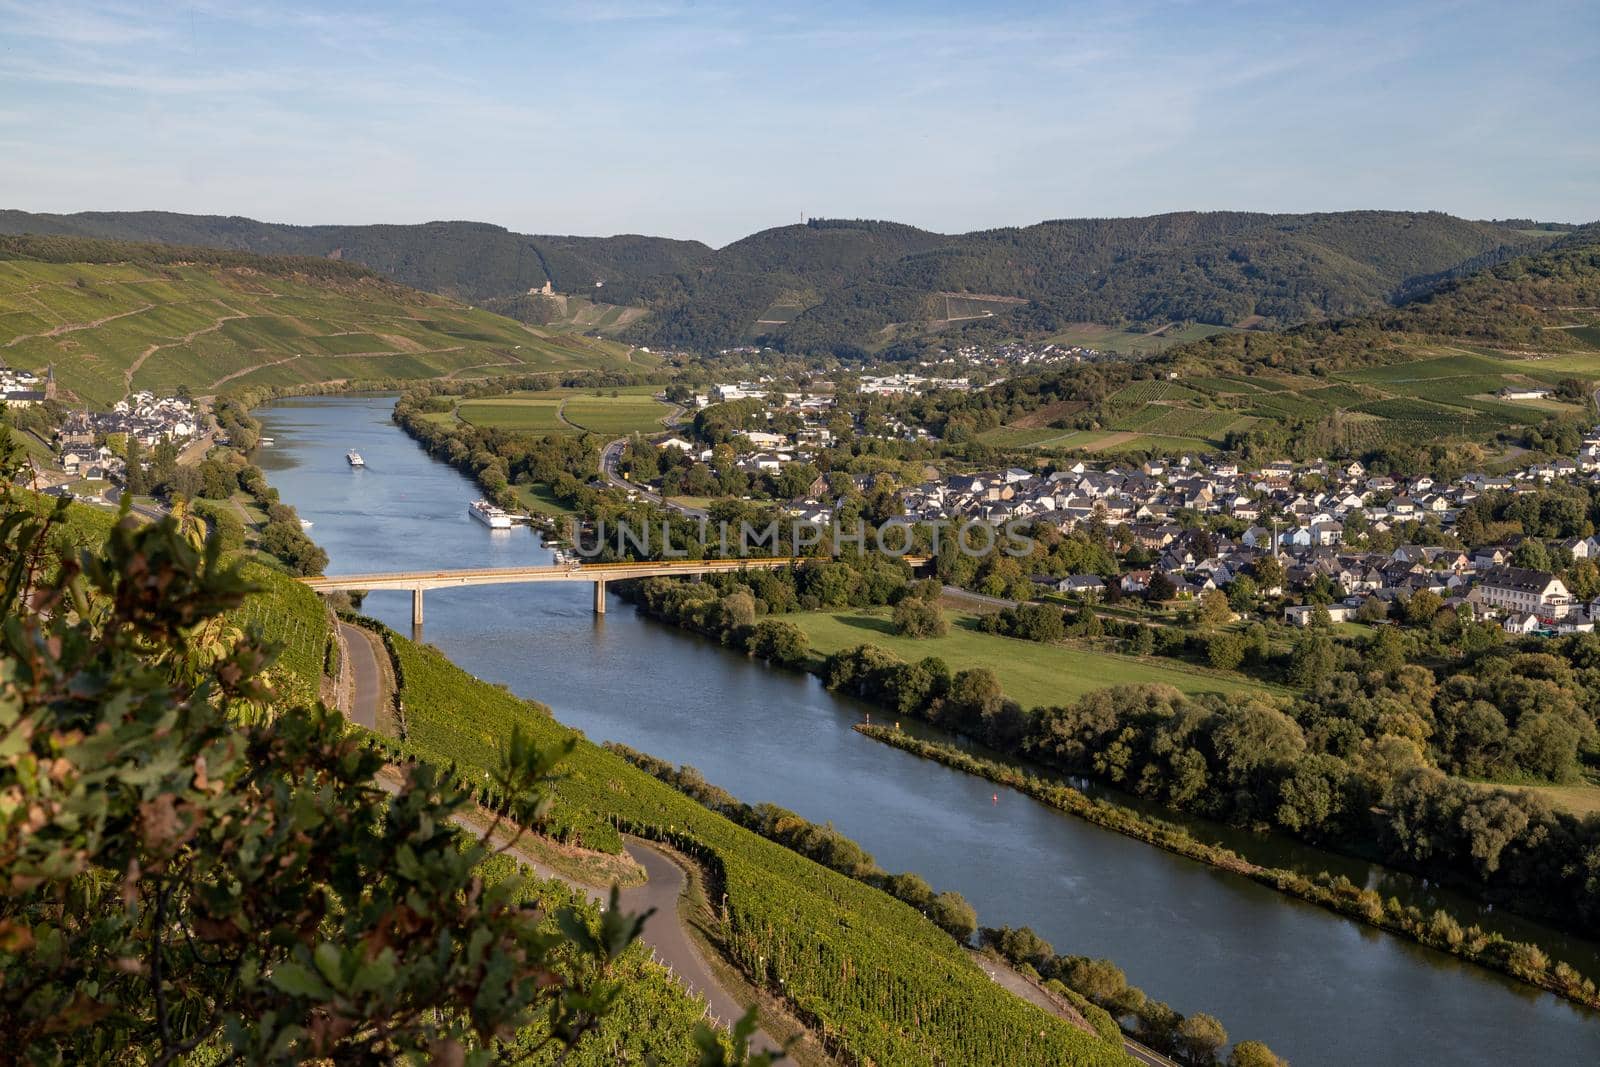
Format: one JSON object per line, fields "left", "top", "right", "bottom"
{"left": 337, "top": 622, "right": 381, "bottom": 729}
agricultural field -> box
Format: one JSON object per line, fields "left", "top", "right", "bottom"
{"left": 456, "top": 397, "right": 568, "bottom": 432}
{"left": 1091, "top": 432, "right": 1215, "bottom": 455}
{"left": 939, "top": 293, "right": 1028, "bottom": 321}
{"left": 975, "top": 425, "right": 1076, "bottom": 449}
{"left": 1512, "top": 348, "right": 1600, "bottom": 375}
{"left": 750, "top": 300, "right": 810, "bottom": 326}
{"left": 0, "top": 253, "right": 645, "bottom": 407}
{"left": 456, "top": 385, "right": 675, "bottom": 436}
{"left": 789, "top": 608, "right": 1272, "bottom": 707}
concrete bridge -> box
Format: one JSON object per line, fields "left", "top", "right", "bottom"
{"left": 301, "top": 557, "right": 927, "bottom": 624}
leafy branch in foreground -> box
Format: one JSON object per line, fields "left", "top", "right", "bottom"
{"left": 0, "top": 457, "right": 679, "bottom": 1064}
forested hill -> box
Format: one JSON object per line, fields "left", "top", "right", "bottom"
{"left": 2, "top": 208, "right": 1581, "bottom": 354}
{"left": 1156, "top": 224, "right": 1600, "bottom": 378}
{"left": 0, "top": 210, "right": 713, "bottom": 304}
{"left": 642, "top": 212, "right": 1564, "bottom": 354}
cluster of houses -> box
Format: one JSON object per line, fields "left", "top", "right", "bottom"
{"left": 941, "top": 340, "right": 1102, "bottom": 370}
{"left": 55, "top": 392, "right": 200, "bottom": 483}
{"left": 0, "top": 364, "right": 54, "bottom": 407}
{"left": 657, "top": 430, "right": 826, "bottom": 477}
{"left": 856, "top": 373, "right": 972, "bottom": 395}
{"left": 893, "top": 443, "right": 1600, "bottom": 636}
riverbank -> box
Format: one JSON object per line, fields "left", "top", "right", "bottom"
{"left": 858, "top": 724, "right": 1600, "bottom": 1013}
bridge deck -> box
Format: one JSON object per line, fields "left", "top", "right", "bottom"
{"left": 300, "top": 555, "right": 924, "bottom": 592}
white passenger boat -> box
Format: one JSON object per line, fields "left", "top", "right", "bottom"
{"left": 346, "top": 450, "right": 365, "bottom": 467}
{"left": 468, "top": 499, "right": 513, "bottom": 528}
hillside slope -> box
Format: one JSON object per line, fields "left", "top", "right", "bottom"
{"left": 741, "top": 212, "right": 1556, "bottom": 354}
{"left": 972, "top": 231, "right": 1600, "bottom": 459}
{"left": 0, "top": 235, "right": 645, "bottom": 407}
{"left": 2, "top": 208, "right": 1573, "bottom": 355}
{"left": 380, "top": 626, "right": 1132, "bottom": 1067}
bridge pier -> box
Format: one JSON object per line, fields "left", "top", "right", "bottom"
{"left": 593, "top": 579, "right": 606, "bottom": 615}
{"left": 412, "top": 587, "right": 424, "bottom": 627}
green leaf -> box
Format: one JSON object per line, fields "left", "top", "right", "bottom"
{"left": 312, "top": 941, "right": 344, "bottom": 987}
{"left": 269, "top": 960, "right": 331, "bottom": 999}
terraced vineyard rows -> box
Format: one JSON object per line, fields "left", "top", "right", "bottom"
{"left": 232, "top": 560, "right": 332, "bottom": 704}
{"left": 0, "top": 242, "right": 645, "bottom": 406}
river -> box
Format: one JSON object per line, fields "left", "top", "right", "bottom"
{"left": 256, "top": 394, "right": 1600, "bottom": 1066}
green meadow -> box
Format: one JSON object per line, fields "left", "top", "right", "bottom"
{"left": 790, "top": 607, "right": 1274, "bottom": 708}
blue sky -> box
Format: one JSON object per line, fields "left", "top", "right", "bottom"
{"left": 1, "top": 0, "right": 1595, "bottom": 245}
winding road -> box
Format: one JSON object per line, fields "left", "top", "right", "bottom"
{"left": 335, "top": 624, "right": 777, "bottom": 1053}
{"left": 600, "top": 437, "right": 709, "bottom": 520}
{"left": 337, "top": 622, "right": 381, "bottom": 730}
{"left": 619, "top": 841, "right": 781, "bottom": 1053}
{"left": 333, "top": 619, "right": 1165, "bottom": 1064}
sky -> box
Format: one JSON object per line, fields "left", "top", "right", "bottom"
{"left": 1, "top": 0, "right": 1596, "bottom": 247}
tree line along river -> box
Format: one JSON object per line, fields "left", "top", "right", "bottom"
{"left": 255, "top": 395, "right": 1600, "bottom": 1067}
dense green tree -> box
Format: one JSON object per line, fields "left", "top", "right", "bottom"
{"left": 928, "top": 892, "right": 978, "bottom": 942}
{"left": 892, "top": 596, "right": 949, "bottom": 638}
{"left": 1196, "top": 589, "right": 1233, "bottom": 626}
{"left": 1175, "top": 1013, "right": 1228, "bottom": 1065}
{"left": 1227, "top": 1039, "right": 1287, "bottom": 1067}
{"left": 747, "top": 619, "right": 809, "bottom": 666}
{"left": 1207, "top": 632, "right": 1247, "bottom": 671}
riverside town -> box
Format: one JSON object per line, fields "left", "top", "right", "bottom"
{"left": 3, "top": 4, "right": 1598, "bottom": 1066}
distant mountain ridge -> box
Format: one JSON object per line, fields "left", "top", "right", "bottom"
{"left": 1, "top": 208, "right": 1581, "bottom": 354}
{"left": 0, "top": 210, "right": 713, "bottom": 305}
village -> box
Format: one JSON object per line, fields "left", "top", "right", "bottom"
{"left": 896, "top": 450, "right": 1600, "bottom": 636}
{"left": 4, "top": 373, "right": 205, "bottom": 495}
{"left": 647, "top": 379, "right": 1600, "bottom": 638}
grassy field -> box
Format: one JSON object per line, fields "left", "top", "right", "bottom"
{"left": 456, "top": 396, "right": 568, "bottom": 432}
{"left": 457, "top": 386, "right": 674, "bottom": 435}
{"left": 0, "top": 255, "right": 646, "bottom": 407}
{"left": 1476, "top": 776, "right": 1600, "bottom": 818}
{"left": 789, "top": 608, "right": 1273, "bottom": 707}
{"left": 513, "top": 481, "right": 582, "bottom": 518}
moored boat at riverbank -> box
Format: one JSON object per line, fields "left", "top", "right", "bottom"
{"left": 468, "top": 498, "right": 513, "bottom": 528}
